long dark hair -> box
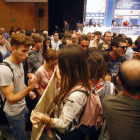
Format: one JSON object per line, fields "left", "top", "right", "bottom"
{"left": 42, "top": 37, "right": 52, "bottom": 57}
{"left": 54, "top": 44, "right": 91, "bottom": 105}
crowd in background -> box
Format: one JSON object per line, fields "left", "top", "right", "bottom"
{"left": 0, "top": 24, "right": 140, "bottom": 140}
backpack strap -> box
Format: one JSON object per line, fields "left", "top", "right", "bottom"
{"left": 0, "top": 62, "right": 14, "bottom": 107}
{"left": 0, "top": 62, "right": 14, "bottom": 81}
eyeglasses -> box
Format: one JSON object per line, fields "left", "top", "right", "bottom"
{"left": 116, "top": 46, "right": 127, "bottom": 50}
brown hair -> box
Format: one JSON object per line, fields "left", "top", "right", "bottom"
{"left": 104, "top": 31, "right": 111, "bottom": 37}
{"left": 54, "top": 44, "right": 90, "bottom": 105}
{"left": 0, "top": 32, "right": 3, "bottom": 36}
{"left": 11, "top": 33, "right": 33, "bottom": 48}
{"left": 32, "top": 33, "right": 44, "bottom": 43}
{"left": 43, "top": 49, "right": 58, "bottom": 63}
{"left": 78, "top": 34, "right": 90, "bottom": 44}
{"left": 87, "top": 52, "right": 106, "bottom": 82}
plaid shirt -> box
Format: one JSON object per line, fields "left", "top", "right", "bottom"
{"left": 89, "top": 78, "right": 105, "bottom": 91}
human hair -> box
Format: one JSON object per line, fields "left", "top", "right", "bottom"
{"left": 111, "top": 37, "right": 126, "bottom": 50}
{"left": 104, "top": 31, "right": 111, "bottom": 37}
{"left": 0, "top": 32, "right": 3, "bottom": 36}
{"left": 64, "top": 33, "right": 71, "bottom": 39}
{"left": 126, "top": 37, "right": 132, "bottom": 46}
{"left": 94, "top": 31, "right": 101, "bottom": 37}
{"left": 42, "top": 37, "right": 52, "bottom": 57}
{"left": 78, "top": 34, "right": 90, "bottom": 44}
{"left": 43, "top": 48, "right": 58, "bottom": 63}
{"left": 53, "top": 31, "right": 59, "bottom": 36}
{"left": 59, "top": 32, "right": 65, "bottom": 40}
{"left": 11, "top": 33, "right": 33, "bottom": 48}
{"left": 54, "top": 44, "right": 90, "bottom": 105}
{"left": 87, "top": 52, "right": 106, "bottom": 82}
{"left": 32, "top": 33, "right": 44, "bottom": 43}
{"left": 118, "top": 61, "right": 140, "bottom": 94}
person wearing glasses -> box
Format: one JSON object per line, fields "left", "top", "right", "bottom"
{"left": 109, "top": 37, "right": 127, "bottom": 92}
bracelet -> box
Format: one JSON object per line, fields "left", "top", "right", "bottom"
{"left": 46, "top": 117, "right": 51, "bottom": 126}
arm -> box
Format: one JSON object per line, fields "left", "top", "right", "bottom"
{"left": 34, "top": 69, "right": 43, "bottom": 96}
{"left": 1, "top": 74, "right": 36, "bottom": 105}
{"left": 30, "top": 91, "right": 87, "bottom": 129}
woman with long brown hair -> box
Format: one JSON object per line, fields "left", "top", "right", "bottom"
{"left": 30, "top": 44, "right": 91, "bottom": 140}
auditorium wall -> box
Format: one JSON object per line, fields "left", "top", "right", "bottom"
{"left": 0, "top": 0, "right": 48, "bottom": 34}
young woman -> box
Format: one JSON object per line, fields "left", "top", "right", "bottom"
{"left": 31, "top": 44, "right": 91, "bottom": 140}
{"left": 42, "top": 37, "right": 52, "bottom": 57}
{"left": 87, "top": 52, "right": 114, "bottom": 103}
{"left": 35, "top": 48, "right": 58, "bottom": 97}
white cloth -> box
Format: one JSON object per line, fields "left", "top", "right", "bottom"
{"left": 51, "top": 40, "right": 62, "bottom": 51}
{"left": 125, "top": 46, "right": 134, "bottom": 59}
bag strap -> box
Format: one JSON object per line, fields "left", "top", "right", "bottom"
{"left": 0, "top": 62, "right": 14, "bottom": 107}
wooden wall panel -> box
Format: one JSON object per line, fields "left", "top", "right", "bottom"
{"left": 0, "top": 0, "right": 48, "bottom": 34}
{"left": 35, "top": 2, "right": 48, "bottom": 31}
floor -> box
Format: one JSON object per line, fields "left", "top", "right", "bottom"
{"left": 0, "top": 124, "right": 56, "bottom": 140}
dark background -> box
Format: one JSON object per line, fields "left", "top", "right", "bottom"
{"left": 48, "top": 0, "right": 84, "bottom": 35}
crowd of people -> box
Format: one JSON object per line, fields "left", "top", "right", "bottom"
{"left": 0, "top": 25, "right": 140, "bottom": 140}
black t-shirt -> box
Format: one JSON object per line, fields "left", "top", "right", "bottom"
{"left": 109, "top": 54, "right": 126, "bottom": 91}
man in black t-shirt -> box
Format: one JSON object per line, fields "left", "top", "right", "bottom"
{"left": 109, "top": 37, "right": 127, "bottom": 91}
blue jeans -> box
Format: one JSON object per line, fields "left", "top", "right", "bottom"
{"left": 5, "top": 106, "right": 29, "bottom": 140}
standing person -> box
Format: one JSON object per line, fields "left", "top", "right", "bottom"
{"left": 51, "top": 31, "right": 62, "bottom": 51}
{"left": 0, "top": 28, "right": 10, "bottom": 41}
{"left": 27, "top": 33, "right": 44, "bottom": 74}
{"left": 78, "top": 35, "right": 90, "bottom": 57}
{"left": 89, "top": 31, "right": 102, "bottom": 48}
{"left": 30, "top": 44, "right": 93, "bottom": 140}
{"left": 35, "top": 49, "right": 58, "bottom": 138}
{"left": 109, "top": 37, "right": 127, "bottom": 92}
{"left": 103, "top": 59, "right": 140, "bottom": 140}
{"left": 125, "top": 37, "right": 134, "bottom": 59}
{"left": 112, "top": 17, "right": 116, "bottom": 26}
{"left": 10, "top": 26, "right": 14, "bottom": 35}
{"left": 35, "top": 49, "right": 58, "bottom": 97}
{"left": 63, "top": 20, "right": 69, "bottom": 33}
{"left": 98, "top": 31, "right": 112, "bottom": 50}
{"left": 42, "top": 37, "right": 52, "bottom": 57}
{"left": 89, "top": 17, "right": 94, "bottom": 27}
{"left": 135, "top": 36, "right": 140, "bottom": 52}
{"left": 0, "top": 33, "right": 36, "bottom": 140}
{"left": 0, "top": 32, "right": 11, "bottom": 59}
{"left": 55, "top": 25, "right": 60, "bottom": 33}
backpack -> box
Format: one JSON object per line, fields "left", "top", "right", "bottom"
{"left": 68, "top": 88, "right": 103, "bottom": 135}
{"left": 0, "top": 62, "right": 14, "bottom": 124}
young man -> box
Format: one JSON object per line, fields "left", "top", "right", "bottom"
{"left": 51, "top": 31, "right": 62, "bottom": 51}
{"left": 63, "top": 20, "right": 69, "bottom": 32}
{"left": 27, "top": 33, "right": 44, "bottom": 74}
{"left": 98, "top": 31, "right": 112, "bottom": 50}
{"left": 78, "top": 35, "right": 90, "bottom": 57}
{"left": 89, "top": 31, "right": 102, "bottom": 48}
{"left": 0, "top": 33, "right": 36, "bottom": 140}
{"left": 109, "top": 37, "right": 127, "bottom": 92}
